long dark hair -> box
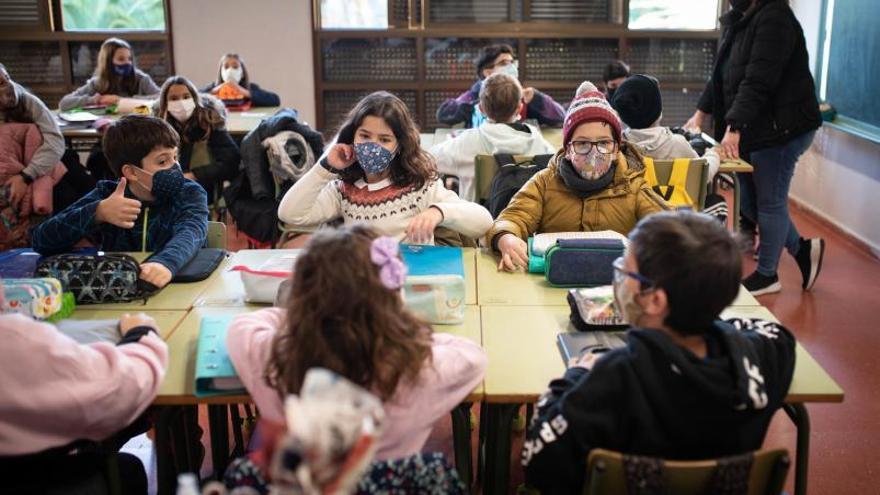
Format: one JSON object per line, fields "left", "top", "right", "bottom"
{"left": 154, "top": 76, "right": 223, "bottom": 143}
{"left": 335, "top": 91, "right": 436, "bottom": 190}
{"left": 93, "top": 37, "right": 139, "bottom": 95}
{"left": 265, "top": 224, "right": 433, "bottom": 401}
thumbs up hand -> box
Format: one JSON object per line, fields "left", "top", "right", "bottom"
{"left": 95, "top": 178, "right": 142, "bottom": 229}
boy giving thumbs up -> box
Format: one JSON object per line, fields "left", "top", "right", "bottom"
{"left": 31, "top": 115, "right": 209, "bottom": 288}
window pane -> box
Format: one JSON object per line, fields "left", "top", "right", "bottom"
{"left": 321, "top": 0, "right": 388, "bottom": 29}
{"left": 628, "top": 0, "right": 719, "bottom": 30}
{"left": 61, "top": 0, "right": 166, "bottom": 31}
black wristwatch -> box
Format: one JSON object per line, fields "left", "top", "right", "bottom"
{"left": 19, "top": 172, "right": 34, "bottom": 185}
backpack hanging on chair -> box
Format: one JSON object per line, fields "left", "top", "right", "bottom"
{"left": 485, "top": 153, "right": 552, "bottom": 218}
{"left": 642, "top": 157, "right": 697, "bottom": 209}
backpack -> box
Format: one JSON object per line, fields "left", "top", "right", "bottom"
{"left": 642, "top": 157, "right": 697, "bottom": 209}
{"left": 486, "top": 153, "right": 552, "bottom": 218}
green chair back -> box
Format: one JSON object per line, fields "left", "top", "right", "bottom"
{"left": 207, "top": 221, "right": 227, "bottom": 249}
{"left": 583, "top": 448, "right": 790, "bottom": 495}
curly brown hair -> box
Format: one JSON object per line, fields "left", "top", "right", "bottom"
{"left": 265, "top": 224, "right": 433, "bottom": 401}
{"left": 335, "top": 91, "right": 437, "bottom": 190}
{"left": 154, "top": 76, "right": 224, "bottom": 143}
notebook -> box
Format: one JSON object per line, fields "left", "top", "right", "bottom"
{"left": 528, "top": 230, "right": 628, "bottom": 273}
{"left": 195, "top": 316, "right": 245, "bottom": 397}
{"left": 557, "top": 331, "right": 628, "bottom": 366}
{"left": 400, "top": 244, "right": 464, "bottom": 277}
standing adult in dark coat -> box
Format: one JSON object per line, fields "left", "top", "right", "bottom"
{"left": 685, "top": 0, "right": 824, "bottom": 296}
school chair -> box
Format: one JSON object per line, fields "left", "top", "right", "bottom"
{"left": 642, "top": 157, "right": 710, "bottom": 210}
{"left": 582, "top": 448, "right": 790, "bottom": 495}
{"left": 207, "top": 220, "right": 227, "bottom": 249}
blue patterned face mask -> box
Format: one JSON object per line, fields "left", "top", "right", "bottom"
{"left": 134, "top": 163, "right": 185, "bottom": 202}
{"left": 354, "top": 142, "right": 397, "bottom": 175}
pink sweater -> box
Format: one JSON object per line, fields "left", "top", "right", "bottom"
{"left": 0, "top": 314, "right": 168, "bottom": 455}
{"left": 227, "top": 308, "right": 487, "bottom": 460}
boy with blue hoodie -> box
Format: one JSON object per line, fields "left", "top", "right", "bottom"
{"left": 31, "top": 115, "right": 208, "bottom": 288}
{"left": 522, "top": 211, "right": 796, "bottom": 493}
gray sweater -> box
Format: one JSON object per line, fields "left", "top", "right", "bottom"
{"left": 0, "top": 82, "right": 65, "bottom": 179}
{"left": 58, "top": 69, "right": 160, "bottom": 111}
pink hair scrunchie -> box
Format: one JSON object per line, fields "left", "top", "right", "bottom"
{"left": 370, "top": 236, "right": 408, "bottom": 290}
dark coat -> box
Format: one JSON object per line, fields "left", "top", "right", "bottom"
{"left": 697, "top": 0, "right": 822, "bottom": 153}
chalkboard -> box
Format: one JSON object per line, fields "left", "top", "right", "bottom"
{"left": 824, "top": 0, "right": 880, "bottom": 128}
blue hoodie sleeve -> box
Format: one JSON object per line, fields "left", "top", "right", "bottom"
{"left": 147, "top": 182, "right": 209, "bottom": 275}
{"left": 30, "top": 183, "right": 111, "bottom": 255}
{"left": 247, "top": 83, "right": 281, "bottom": 107}
{"left": 527, "top": 90, "right": 566, "bottom": 127}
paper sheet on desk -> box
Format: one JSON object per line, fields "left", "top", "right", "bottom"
{"left": 59, "top": 111, "right": 100, "bottom": 122}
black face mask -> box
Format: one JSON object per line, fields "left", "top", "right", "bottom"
{"left": 606, "top": 87, "right": 617, "bottom": 100}
{"left": 730, "top": 0, "right": 752, "bottom": 12}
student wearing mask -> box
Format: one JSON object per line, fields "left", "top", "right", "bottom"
{"left": 59, "top": 37, "right": 160, "bottom": 112}
{"left": 154, "top": 76, "right": 240, "bottom": 200}
{"left": 602, "top": 60, "right": 630, "bottom": 100}
{"left": 436, "top": 44, "right": 565, "bottom": 128}
{"left": 203, "top": 53, "right": 281, "bottom": 108}
{"left": 522, "top": 211, "right": 796, "bottom": 494}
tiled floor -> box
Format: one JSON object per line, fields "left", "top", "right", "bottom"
{"left": 156, "top": 206, "right": 879, "bottom": 494}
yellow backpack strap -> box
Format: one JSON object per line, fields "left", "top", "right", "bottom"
{"left": 642, "top": 157, "right": 658, "bottom": 187}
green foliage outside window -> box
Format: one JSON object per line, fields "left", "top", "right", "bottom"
{"left": 62, "top": 0, "right": 166, "bottom": 31}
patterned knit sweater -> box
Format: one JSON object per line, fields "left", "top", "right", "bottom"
{"left": 278, "top": 164, "right": 493, "bottom": 242}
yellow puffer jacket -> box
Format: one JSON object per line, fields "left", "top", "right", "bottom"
{"left": 486, "top": 142, "right": 670, "bottom": 248}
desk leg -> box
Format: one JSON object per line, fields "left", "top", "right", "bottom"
{"left": 155, "top": 406, "right": 200, "bottom": 495}
{"left": 451, "top": 402, "right": 474, "bottom": 489}
{"left": 732, "top": 171, "right": 741, "bottom": 232}
{"left": 783, "top": 403, "right": 810, "bottom": 495}
{"left": 480, "top": 403, "right": 519, "bottom": 495}
{"left": 208, "top": 404, "right": 231, "bottom": 480}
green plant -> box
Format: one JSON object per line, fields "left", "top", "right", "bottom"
{"left": 62, "top": 0, "right": 166, "bottom": 31}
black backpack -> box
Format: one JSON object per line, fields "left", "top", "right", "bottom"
{"left": 486, "top": 153, "right": 552, "bottom": 218}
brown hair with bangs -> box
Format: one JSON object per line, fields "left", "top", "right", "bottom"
{"left": 335, "top": 91, "right": 437, "bottom": 190}
{"left": 265, "top": 224, "right": 433, "bottom": 401}
{"left": 93, "top": 37, "right": 139, "bottom": 95}
{"left": 154, "top": 75, "right": 224, "bottom": 143}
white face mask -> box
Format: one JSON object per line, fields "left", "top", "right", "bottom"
{"left": 222, "top": 67, "right": 243, "bottom": 84}
{"left": 494, "top": 61, "right": 519, "bottom": 80}
{"left": 168, "top": 98, "right": 196, "bottom": 122}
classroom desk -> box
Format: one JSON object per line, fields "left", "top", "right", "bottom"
{"left": 63, "top": 309, "right": 186, "bottom": 340}
{"left": 475, "top": 248, "right": 761, "bottom": 307}
{"left": 195, "top": 248, "right": 479, "bottom": 307}
{"left": 77, "top": 253, "right": 226, "bottom": 311}
{"left": 58, "top": 106, "right": 280, "bottom": 140}
{"left": 478, "top": 304, "right": 843, "bottom": 495}
{"left": 155, "top": 304, "right": 484, "bottom": 490}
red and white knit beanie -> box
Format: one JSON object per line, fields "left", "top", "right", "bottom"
{"left": 562, "top": 89, "right": 623, "bottom": 147}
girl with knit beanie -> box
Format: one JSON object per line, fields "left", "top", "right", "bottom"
{"left": 486, "top": 85, "right": 671, "bottom": 272}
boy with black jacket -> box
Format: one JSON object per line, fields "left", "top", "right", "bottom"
{"left": 521, "top": 210, "right": 796, "bottom": 493}
{"left": 32, "top": 115, "right": 208, "bottom": 288}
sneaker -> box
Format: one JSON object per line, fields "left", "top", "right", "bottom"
{"left": 795, "top": 237, "right": 825, "bottom": 290}
{"left": 743, "top": 271, "right": 781, "bottom": 296}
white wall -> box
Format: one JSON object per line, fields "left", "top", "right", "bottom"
{"left": 169, "top": 0, "right": 316, "bottom": 126}
{"left": 788, "top": 0, "right": 880, "bottom": 255}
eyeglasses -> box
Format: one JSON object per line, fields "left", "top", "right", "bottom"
{"left": 568, "top": 139, "right": 618, "bottom": 156}
{"left": 488, "top": 58, "right": 518, "bottom": 70}
{"left": 612, "top": 257, "right": 654, "bottom": 288}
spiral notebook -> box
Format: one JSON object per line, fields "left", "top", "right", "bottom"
{"left": 195, "top": 316, "right": 245, "bottom": 397}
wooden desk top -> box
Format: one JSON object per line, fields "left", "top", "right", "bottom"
{"left": 64, "top": 309, "right": 186, "bottom": 340}
{"left": 196, "top": 248, "right": 478, "bottom": 308}
{"left": 481, "top": 305, "right": 843, "bottom": 404}
{"left": 156, "top": 304, "right": 483, "bottom": 405}
{"left": 475, "top": 249, "right": 760, "bottom": 307}
{"left": 59, "top": 107, "right": 280, "bottom": 138}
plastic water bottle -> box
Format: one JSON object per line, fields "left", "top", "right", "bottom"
{"left": 176, "top": 473, "right": 200, "bottom": 495}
